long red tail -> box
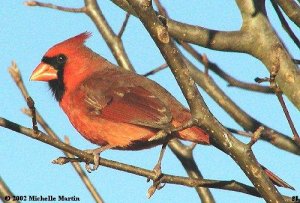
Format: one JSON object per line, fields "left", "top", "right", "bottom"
{"left": 179, "top": 126, "right": 294, "bottom": 190}
{"left": 261, "top": 165, "right": 294, "bottom": 190}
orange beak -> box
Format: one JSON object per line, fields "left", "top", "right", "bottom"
{"left": 30, "top": 63, "right": 58, "bottom": 81}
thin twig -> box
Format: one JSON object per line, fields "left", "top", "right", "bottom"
{"left": 25, "top": 1, "right": 86, "bottom": 13}
{"left": 293, "top": 59, "right": 300, "bottom": 64}
{"left": 227, "top": 128, "right": 253, "bottom": 138}
{"left": 247, "top": 126, "right": 264, "bottom": 147}
{"left": 26, "top": 97, "right": 38, "bottom": 133}
{"left": 143, "top": 63, "right": 168, "bottom": 77}
{"left": 153, "top": 0, "right": 167, "bottom": 16}
{"left": 118, "top": 12, "right": 130, "bottom": 38}
{"left": 275, "top": 93, "right": 300, "bottom": 145}
{"left": 256, "top": 62, "right": 300, "bottom": 145}
{"left": 64, "top": 136, "right": 104, "bottom": 203}
{"left": 178, "top": 41, "right": 274, "bottom": 94}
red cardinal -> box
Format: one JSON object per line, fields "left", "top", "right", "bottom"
{"left": 30, "top": 32, "right": 293, "bottom": 189}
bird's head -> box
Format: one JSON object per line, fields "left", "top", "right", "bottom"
{"left": 30, "top": 32, "right": 97, "bottom": 102}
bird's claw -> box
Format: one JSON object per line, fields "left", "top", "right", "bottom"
{"left": 147, "top": 163, "right": 165, "bottom": 198}
{"left": 147, "top": 176, "right": 165, "bottom": 198}
{"left": 83, "top": 145, "right": 112, "bottom": 172}
{"left": 84, "top": 149, "right": 100, "bottom": 173}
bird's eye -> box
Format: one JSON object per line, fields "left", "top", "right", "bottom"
{"left": 57, "top": 54, "right": 67, "bottom": 64}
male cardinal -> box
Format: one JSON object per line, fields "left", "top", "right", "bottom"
{"left": 30, "top": 32, "right": 293, "bottom": 189}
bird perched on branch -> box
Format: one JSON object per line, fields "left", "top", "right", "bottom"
{"left": 30, "top": 32, "right": 293, "bottom": 190}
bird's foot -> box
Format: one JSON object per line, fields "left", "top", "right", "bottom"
{"left": 84, "top": 145, "right": 112, "bottom": 173}
{"left": 146, "top": 143, "right": 167, "bottom": 198}
{"left": 147, "top": 162, "right": 165, "bottom": 198}
{"left": 84, "top": 149, "right": 100, "bottom": 172}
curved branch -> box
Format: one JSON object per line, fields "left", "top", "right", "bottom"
{"left": 118, "top": 12, "right": 130, "bottom": 38}
{"left": 111, "top": 0, "right": 247, "bottom": 52}
{"left": 168, "top": 22, "right": 247, "bottom": 52}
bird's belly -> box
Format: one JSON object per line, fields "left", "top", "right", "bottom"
{"left": 67, "top": 112, "right": 158, "bottom": 149}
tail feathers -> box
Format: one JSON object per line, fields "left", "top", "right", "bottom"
{"left": 176, "top": 121, "right": 293, "bottom": 190}
{"left": 179, "top": 127, "right": 293, "bottom": 189}
{"left": 178, "top": 126, "right": 210, "bottom": 145}
{"left": 261, "top": 165, "right": 294, "bottom": 190}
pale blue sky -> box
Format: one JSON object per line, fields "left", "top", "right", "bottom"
{"left": 1, "top": 1, "right": 300, "bottom": 202}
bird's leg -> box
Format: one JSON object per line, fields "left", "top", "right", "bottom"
{"left": 153, "top": 142, "right": 167, "bottom": 179}
{"left": 147, "top": 142, "right": 167, "bottom": 198}
{"left": 84, "top": 144, "right": 112, "bottom": 172}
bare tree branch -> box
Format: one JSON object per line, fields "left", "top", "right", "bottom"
{"left": 177, "top": 41, "right": 300, "bottom": 154}
{"left": 143, "top": 63, "right": 168, "bottom": 77}
{"left": 0, "top": 116, "right": 293, "bottom": 201}
{"left": 186, "top": 59, "right": 300, "bottom": 155}
{"left": 125, "top": 1, "right": 285, "bottom": 202}
{"left": 111, "top": 0, "right": 300, "bottom": 110}
{"left": 25, "top": 1, "right": 86, "bottom": 12}
{"left": 142, "top": 56, "right": 300, "bottom": 155}
{"left": 118, "top": 12, "right": 130, "bottom": 38}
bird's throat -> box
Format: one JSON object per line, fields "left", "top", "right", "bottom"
{"left": 48, "top": 73, "right": 65, "bottom": 102}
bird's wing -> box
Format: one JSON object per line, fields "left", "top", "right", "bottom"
{"left": 80, "top": 78, "right": 172, "bottom": 129}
